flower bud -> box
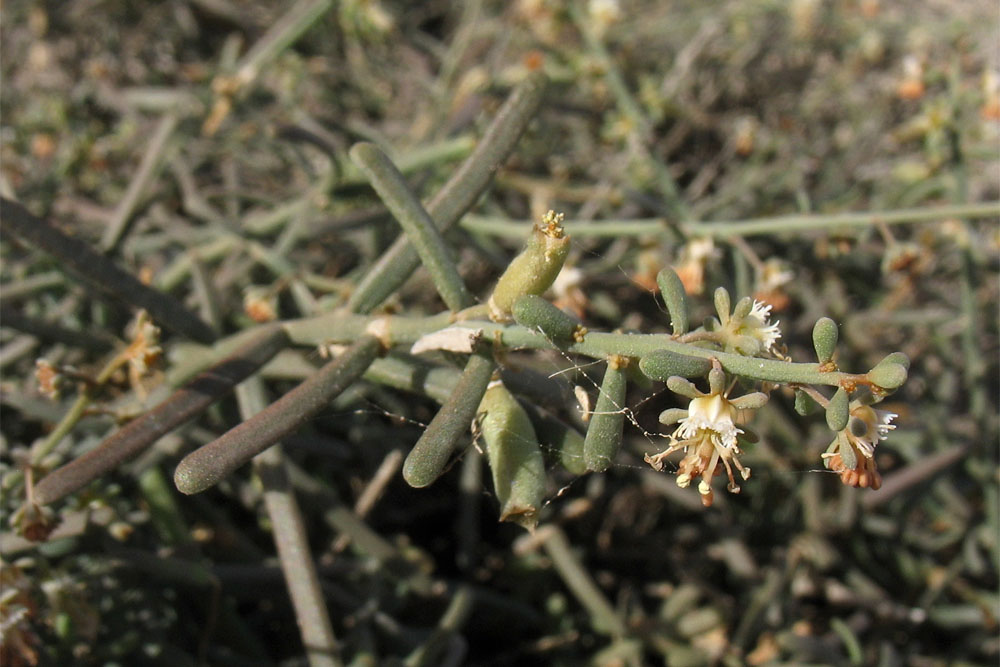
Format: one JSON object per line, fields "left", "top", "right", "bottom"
{"left": 812, "top": 317, "right": 838, "bottom": 364}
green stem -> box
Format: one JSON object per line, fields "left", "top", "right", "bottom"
{"left": 539, "top": 525, "right": 626, "bottom": 637}
{"left": 238, "top": 376, "right": 341, "bottom": 667}
{"left": 461, "top": 201, "right": 1000, "bottom": 239}
{"left": 350, "top": 142, "right": 473, "bottom": 311}
{"left": 568, "top": 4, "right": 689, "bottom": 222}
{"left": 283, "top": 313, "right": 863, "bottom": 387}
{"left": 101, "top": 113, "right": 180, "bottom": 252}
{"left": 232, "top": 0, "right": 333, "bottom": 88}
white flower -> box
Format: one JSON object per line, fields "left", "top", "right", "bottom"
{"left": 674, "top": 394, "right": 743, "bottom": 450}
{"left": 645, "top": 392, "right": 752, "bottom": 506}
{"left": 822, "top": 402, "right": 897, "bottom": 489}
{"left": 846, "top": 405, "right": 897, "bottom": 458}
{"left": 741, "top": 300, "right": 781, "bottom": 352}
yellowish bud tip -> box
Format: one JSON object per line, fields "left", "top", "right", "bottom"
{"left": 539, "top": 210, "right": 566, "bottom": 238}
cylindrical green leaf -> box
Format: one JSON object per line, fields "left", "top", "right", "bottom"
{"left": 1, "top": 197, "right": 216, "bottom": 343}
{"left": 488, "top": 212, "right": 570, "bottom": 321}
{"left": 348, "top": 71, "right": 548, "bottom": 315}
{"left": 478, "top": 383, "right": 547, "bottom": 530}
{"left": 350, "top": 142, "right": 473, "bottom": 312}
{"left": 826, "top": 387, "right": 850, "bottom": 432}
{"left": 512, "top": 294, "right": 581, "bottom": 343}
{"left": 174, "top": 335, "right": 381, "bottom": 495}
{"left": 583, "top": 359, "right": 628, "bottom": 472}
{"left": 656, "top": 267, "right": 689, "bottom": 335}
{"left": 867, "top": 362, "right": 907, "bottom": 390}
{"left": 403, "top": 352, "right": 495, "bottom": 488}
{"left": 714, "top": 286, "right": 731, "bottom": 322}
{"left": 639, "top": 349, "right": 712, "bottom": 381}
{"left": 812, "top": 317, "right": 839, "bottom": 364}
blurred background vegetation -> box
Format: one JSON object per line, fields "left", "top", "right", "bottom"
{"left": 1, "top": 1, "right": 998, "bottom": 665}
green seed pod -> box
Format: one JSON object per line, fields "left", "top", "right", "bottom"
{"left": 826, "top": 387, "right": 850, "bottom": 432}
{"left": 478, "top": 382, "right": 547, "bottom": 530}
{"left": 512, "top": 294, "right": 581, "bottom": 343}
{"left": 666, "top": 376, "right": 701, "bottom": 399}
{"left": 812, "top": 317, "right": 839, "bottom": 364}
{"left": 867, "top": 362, "right": 907, "bottom": 390}
{"left": 639, "top": 349, "right": 712, "bottom": 381}
{"left": 732, "top": 296, "right": 754, "bottom": 320}
{"left": 659, "top": 408, "right": 689, "bottom": 426}
{"left": 714, "top": 286, "right": 731, "bottom": 322}
{"left": 583, "top": 358, "right": 628, "bottom": 472}
{"left": 656, "top": 267, "right": 690, "bottom": 335}
{"left": 794, "top": 389, "right": 819, "bottom": 416}
{"left": 488, "top": 211, "right": 570, "bottom": 321}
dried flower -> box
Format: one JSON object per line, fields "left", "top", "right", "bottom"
{"left": 897, "top": 55, "right": 925, "bottom": 100}
{"left": 673, "top": 238, "right": 719, "bottom": 295}
{"left": 34, "top": 359, "right": 64, "bottom": 400}
{"left": 588, "top": 0, "right": 622, "bottom": 35}
{"left": 753, "top": 258, "right": 795, "bottom": 312}
{"left": 120, "top": 311, "right": 162, "bottom": 400}
{"left": 244, "top": 286, "right": 279, "bottom": 323}
{"left": 822, "top": 402, "right": 897, "bottom": 489}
